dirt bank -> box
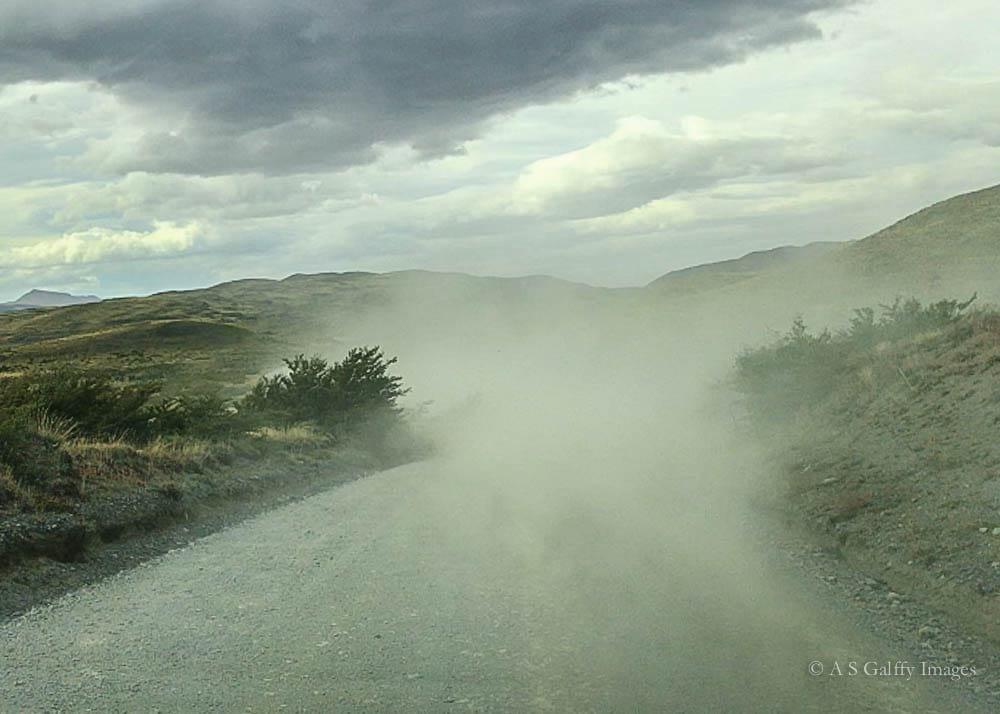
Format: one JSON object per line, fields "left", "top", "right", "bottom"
{"left": 743, "top": 310, "right": 1000, "bottom": 650}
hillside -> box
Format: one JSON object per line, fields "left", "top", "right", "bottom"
{"left": 841, "top": 183, "right": 1000, "bottom": 283}
{"left": 647, "top": 242, "right": 840, "bottom": 295}
{"left": 0, "top": 270, "right": 610, "bottom": 397}
{"left": 646, "top": 183, "right": 1000, "bottom": 323}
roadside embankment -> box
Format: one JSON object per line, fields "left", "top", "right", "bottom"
{"left": 736, "top": 301, "right": 1000, "bottom": 646}
{"left": 0, "top": 439, "right": 387, "bottom": 620}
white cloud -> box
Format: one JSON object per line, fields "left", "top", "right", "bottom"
{"left": 510, "top": 115, "right": 839, "bottom": 219}
{"left": 0, "top": 221, "right": 205, "bottom": 269}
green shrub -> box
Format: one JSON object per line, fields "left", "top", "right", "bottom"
{"left": 244, "top": 354, "right": 339, "bottom": 423}
{"left": 735, "top": 295, "right": 976, "bottom": 418}
{"left": 146, "top": 394, "right": 233, "bottom": 437}
{"left": 0, "top": 369, "right": 159, "bottom": 438}
{"left": 735, "top": 317, "right": 848, "bottom": 415}
{"left": 0, "top": 414, "right": 33, "bottom": 474}
{"left": 243, "top": 346, "right": 409, "bottom": 429}
{"left": 329, "top": 346, "right": 409, "bottom": 415}
{"left": 0, "top": 413, "right": 77, "bottom": 496}
{"left": 867, "top": 294, "right": 976, "bottom": 343}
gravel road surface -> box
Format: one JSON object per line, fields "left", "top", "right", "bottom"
{"left": 0, "top": 460, "right": 991, "bottom": 712}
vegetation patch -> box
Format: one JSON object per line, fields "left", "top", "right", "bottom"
{"left": 0, "top": 345, "right": 424, "bottom": 523}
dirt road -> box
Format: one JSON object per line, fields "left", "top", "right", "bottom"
{"left": 0, "top": 460, "right": 991, "bottom": 712}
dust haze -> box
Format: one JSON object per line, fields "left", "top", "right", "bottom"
{"left": 292, "top": 272, "right": 950, "bottom": 711}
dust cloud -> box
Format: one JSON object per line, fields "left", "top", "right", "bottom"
{"left": 301, "top": 272, "right": 948, "bottom": 711}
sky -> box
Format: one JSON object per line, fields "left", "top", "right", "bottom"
{"left": 0, "top": 0, "right": 998, "bottom": 301}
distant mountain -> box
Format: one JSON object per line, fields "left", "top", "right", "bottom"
{"left": 0, "top": 290, "right": 101, "bottom": 313}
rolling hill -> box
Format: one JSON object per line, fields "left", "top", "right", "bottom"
{"left": 0, "top": 270, "right": 614, "bottom": 397}
{"left": 0, "top": 182, "right": 997, "bottom": 396}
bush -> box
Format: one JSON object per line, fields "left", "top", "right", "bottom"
{"left": 735, "top": 316, "right": 848, "bottom": 410}
{"left": 0, "top": 414, "right": 34, "bottom": 476}
{"left": 734, "top": 295, "right": 977, "bottom": 418}
{"left": 329, "top": 346, "right": 409, "bottom": 415}
{"left": 146, "top": 394, "right": 232, "bottom": 437}
{"left": 0, "top": 369, "right": 159, "bottom": 438}
{"left": 861, "top": 294, "right": 976, "bottom": 344}
{"left": 244, "top": 354, "right": 339, "bottom": 423}
{"left": 0, "top": 413, "right": 77, "bottom": 496}
{"left": 243, "top": 346, "right": 409, "bottom": 428}
{"left": 0, "top": 345, "right": 417, "bottom": 512}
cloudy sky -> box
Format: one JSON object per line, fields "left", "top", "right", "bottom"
{"left": 1, "top": 0, "right": 998, "bottom": 300}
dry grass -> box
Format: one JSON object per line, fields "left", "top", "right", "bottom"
{"left": 61, "top": 436, "right": 230, "bottom": 493}
{"left": 63, "top": 438, "right": 151, "bottom": 487}
{"left": 247, "top": 424, "right": 327, "bottom": 446}
{"left": 0, "top": 464, "right": 34, "bottom": 509}
{"left": 34, "top": 411, "right": 79, "bottom": 442}
{"left": 143, "top": 437, "right": 219, "bottom": 466}
{"left": 144, "top": 437, "right": 233, "bottom": 476}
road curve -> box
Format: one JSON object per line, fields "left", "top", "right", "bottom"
{"left": 0, "top": 461, "right": 983, "bottom": 712}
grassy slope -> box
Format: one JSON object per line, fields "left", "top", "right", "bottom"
{"left": 0, "top": 270, "right": 611, "bottom": 397}
{"left": 0, "top": 272, "right": 377, "bottom": 396}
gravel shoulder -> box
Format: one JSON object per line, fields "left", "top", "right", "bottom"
{"left": 757, "top": 511, "right": 1000, "bottom": 710}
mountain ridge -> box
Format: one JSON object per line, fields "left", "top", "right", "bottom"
{"left": 0, "top": 290, "right": 101, "bottom": 313}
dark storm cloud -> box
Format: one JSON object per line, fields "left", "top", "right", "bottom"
{"left": 0, "top": 0, "right": 853, "bottom": 175}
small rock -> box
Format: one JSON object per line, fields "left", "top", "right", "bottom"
{"left": 980, "top": 527, "right": 989, "bottom": 533}
{"left": 992, "top": 527, "right": 1000, "bottom": 536}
